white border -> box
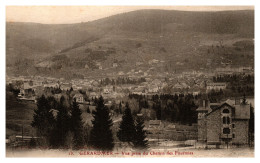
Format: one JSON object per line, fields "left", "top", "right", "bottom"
{"left": 1, "top": 0, "right": 259, "bottom": 163}
{"left": 1, "top": 0, "right": 256, "bottom": 6}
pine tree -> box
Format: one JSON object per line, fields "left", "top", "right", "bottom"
{"left": 86, "top": 106, "right": 91, "bottom": 113}
{"left": 119, "top": 101, "right": 122, "bottom": 114}
{"left": 242, "top": 93, "right": 247, "bottom": 105}
{"left": 51, "top": 96, "right": 70, "bottom": 148}
{"left": 70, "top": 87, "right": 73, "bottom": 92}
{"left": 70, "top": 99, "right": 84, "bottom": 149}
{"left": 89, "top": 96, "right": 114, "bottom": 151}
{"left": 153, "top": 101, "right": 161, "bottom": 120}
{"left": 117, "top": 102, "right": 136, "bottom": 143}
{"left": 133, "top": 116, "right": 148, "bottom": 150}
{"left": 249, "top": 104, "right": 254, "bottom": 146}
{"left": 31, "top": 95, "right": 55, "bottom": 145}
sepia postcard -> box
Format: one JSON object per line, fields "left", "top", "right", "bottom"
{"left": 5, "top": 6, "right": 255, "bottom": 157}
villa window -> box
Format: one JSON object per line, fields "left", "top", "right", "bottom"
{"left": 223, "top": 128, "right": 230, "bottom": 134}
{"left": 227, "top": 117, "right": 230, "bottom": 124}
{"left": 223, "top": 116, "right": 231, "bottom": 124}
{"left": 223, "top": 109, "right": 230, "bottom": 113}
{"left": 223, "top": 117, "right": 226, "bottom": 124}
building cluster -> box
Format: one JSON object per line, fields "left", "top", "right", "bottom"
{"left": 216, "top": 66, "right": 254, "bottom": 75}
{"left": 5, "top": 72, "right": 229, "bottom": 104}
{"left": 6, "top": 64, "right": 254, "bottom": 104}
{"left": 6, "top": 64, "right": 254, "bottom": 149}
{"left": 145, "top": 120, "right": 197, "bottom": 141}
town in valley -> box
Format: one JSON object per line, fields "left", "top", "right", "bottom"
{"left": 6, "top": 7, "right": 254, "bottom": 157}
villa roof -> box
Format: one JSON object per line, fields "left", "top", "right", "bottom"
{"left": 205, "top": 100, "right": 250, "bottom": 119}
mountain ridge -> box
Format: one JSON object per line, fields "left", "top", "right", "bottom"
{"left": 6, "top": 9, "right": 254, "bottom": 79}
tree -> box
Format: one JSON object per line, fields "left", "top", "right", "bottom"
{"left": 89, "top": 96, "right": 114, "bottom": 151}
{"left": 86, "top": 106, "right": 91, "bottom": 113}
{"left": 51, "top": 96, "right": 70, "bottom": 148}
{"left": 31, "top": 95, "right": 55, "bottom": 146}
{"left": 249, "top": 104, "right": 254, "bottom": 147}
{"left": 70, "top": 87, "right": 73, "bottom": 92}
{"left": 117, "top": 102, "right": 136, "bottom": 143}
{"left": 153, "top": 102, "right": 161, "bottom": 120}
{"left": 119, "top": 101, "right": 122, "bottom": 114}
{"left": 70, "top": 99, "right": 84, "bottom": 149}
{"left": 242, "top": 93, "right": 247, "bottom": 105}
{"left": 29, "top": 136, "right": 37, "bottom": 148}
{"left": 133, "top": 116, "right": 148, "bottom": 150}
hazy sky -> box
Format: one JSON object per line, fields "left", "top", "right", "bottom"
{"left": 6, "top": 6, "right": 254, "bottom": 24}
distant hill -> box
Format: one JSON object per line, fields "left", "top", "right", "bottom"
{"left": 89, "top": 10, "right": 254, "bottom": 36}
{"left": 6, "top": 9, "right": 254, "bottom": 78}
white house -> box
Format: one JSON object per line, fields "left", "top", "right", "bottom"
{"left": 73, "top": 93, "right": 84, "bottom": 103}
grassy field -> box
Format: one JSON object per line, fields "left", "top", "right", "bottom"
{"left": 6, "top": 91, "right": 36, "bottom": 138}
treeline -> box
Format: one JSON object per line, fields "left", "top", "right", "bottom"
{"left": 31, "top": 95, "right": 148, "bottom": 151}
{"left": 213, "top": 74, "right": 254, "bottom": 84}
{"left": 227, "top": 85, "right": 254, "bottom": 97}
{"left": 100, "top": 77, "right": 146, "bottom": 86}
{"left": 59, "top": 37, "right": 100, "bottom": 54}
{"left": 129, "top": 93, "right": 198, "bottom": 125}
{"left": 212, "top": 74, "right": 254, "bottom": 97}
{"left": 207, "top": 89, "right": 225, "bottom": 103}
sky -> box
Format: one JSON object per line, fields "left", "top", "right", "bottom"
{"left": 6, "top": 6, "right": 254, "bottom": 24}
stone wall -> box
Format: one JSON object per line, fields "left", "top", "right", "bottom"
{"left": 206, "top": 110, "right": 221, "bottom": 143}
{"left": 232, "top": 120, "right": 249, "bottom": 145}
{"left": 198, "top": 118, "right": 207, "bottom": 142}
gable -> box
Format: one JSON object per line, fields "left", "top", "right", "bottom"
{"left": 206, "top": 102, "right": 250, "bottom": 120}
{"left": 206, "top": 103, "right": 234, "bottom": 117}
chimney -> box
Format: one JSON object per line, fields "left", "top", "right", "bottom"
{"left": 235, "top": 98, "right": 240, "bottom": 105}
{"left": 205, "top": 99, "right": 209, "bottom": 108}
